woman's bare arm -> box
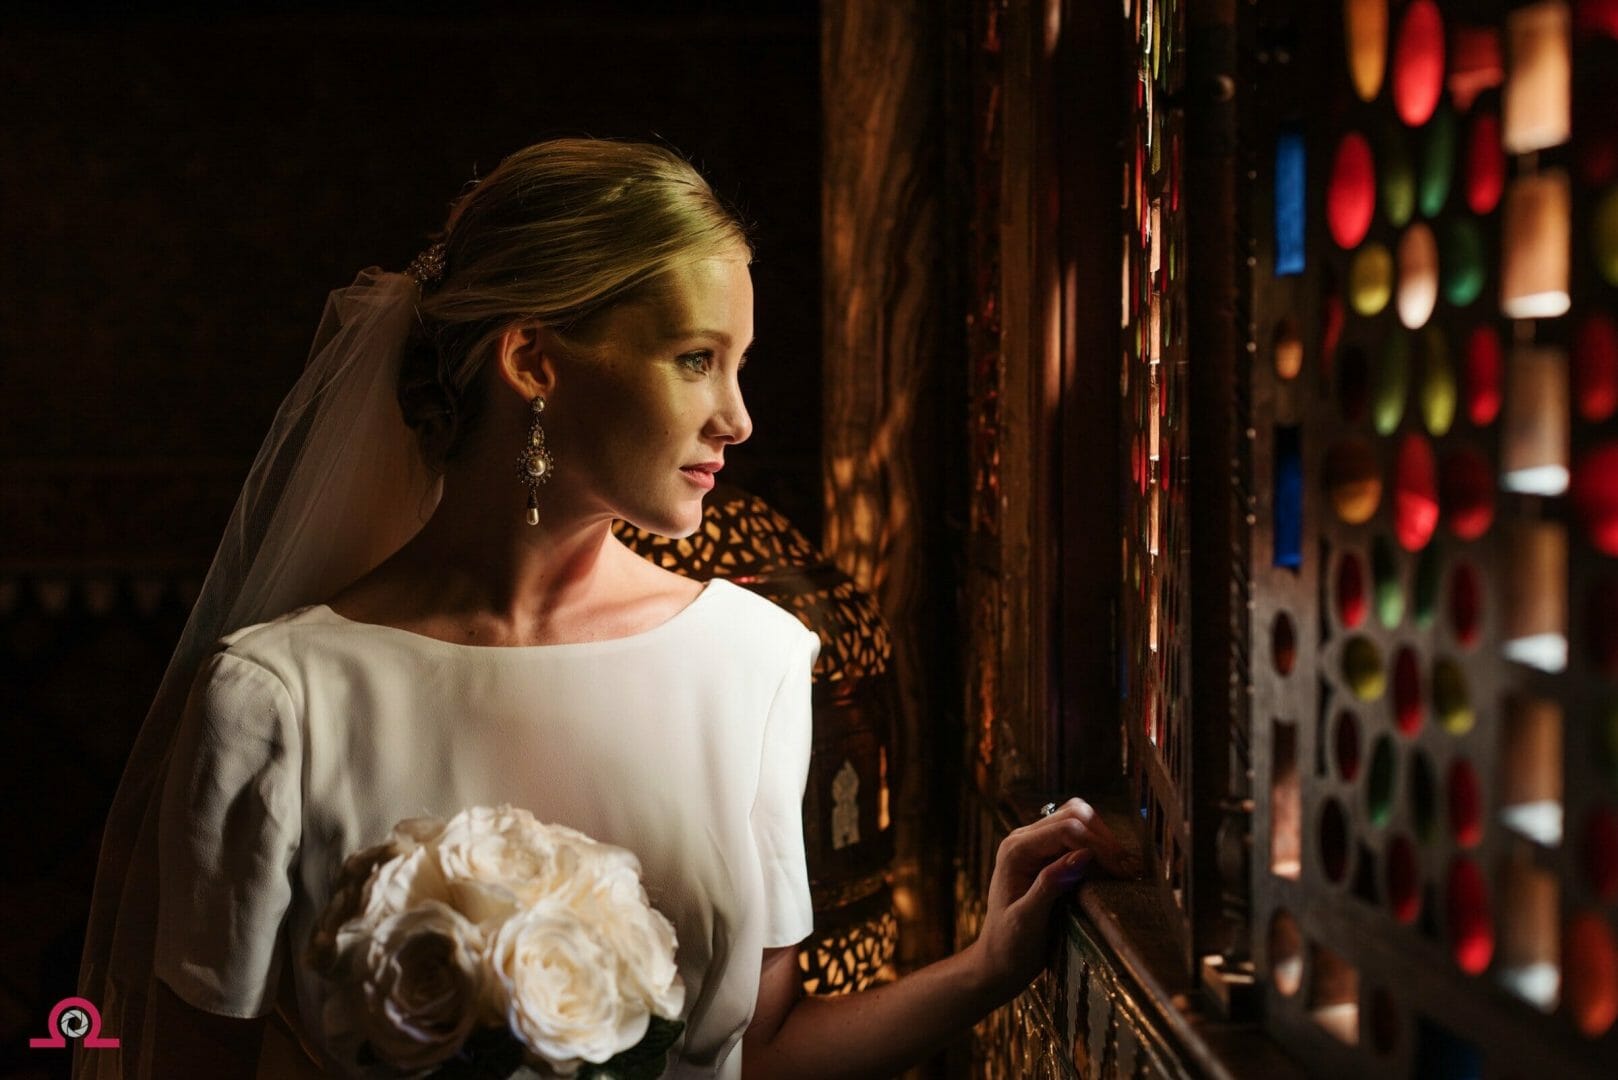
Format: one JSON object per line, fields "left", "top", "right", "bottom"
{"left": 743, "top": 939, "right": 1005, "bottom": 1080}
{"left": 147, "top": 979, "right": 265, "bottom": 1076}
{"left": 743, "top": 798, "right": 1131, "bottom": 1079}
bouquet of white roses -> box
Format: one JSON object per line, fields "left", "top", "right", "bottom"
{"left": 306, "top": 805, "right": 686, "bottom": 1080}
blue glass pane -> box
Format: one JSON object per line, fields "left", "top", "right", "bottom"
{"left": 1274, "top": 425, "right": 1304, "bottom": 569}
{"left": 1275, "top": 131, "right": 1307, "bottom": 277}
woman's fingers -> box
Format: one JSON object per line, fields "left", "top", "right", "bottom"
{"left": 1002, "top": 800, "right": 1140, "bottom": 878}
{"left": 1007, "top": 848, "right": 1096, "bottom": 925}
{"left": 1036, "top": 848, "right": 1093, "bottom": 901}
{"left": 1047, "top": 797, "right": 1120, "bottom": 845}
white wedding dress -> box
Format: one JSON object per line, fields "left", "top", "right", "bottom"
{"left": 150, "top": 578, "right": 819, "bottom": 1079}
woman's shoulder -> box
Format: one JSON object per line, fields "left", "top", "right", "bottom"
{"left": 698, "top": 580, "right": 821, "bottom": 658}
{"left": 203, "top": 603, "right": 358, "bottom": 687}
{"left": 218, "top": 603, "right": 345, "bottom": 653}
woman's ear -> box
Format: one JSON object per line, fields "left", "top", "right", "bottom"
{"left": 493, "top": 321, "right": 560, "bottom": 401}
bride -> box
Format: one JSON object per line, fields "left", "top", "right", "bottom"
{"left": 76, "top": 138, "right": 1128, "bottom": 1078}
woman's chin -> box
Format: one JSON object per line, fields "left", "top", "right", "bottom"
{"left": 621, "top": 503, "right": 705, "bottom": 541}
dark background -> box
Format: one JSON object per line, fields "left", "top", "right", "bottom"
{"left": 0, "top": 3, "right": 822, "bottom": 1075}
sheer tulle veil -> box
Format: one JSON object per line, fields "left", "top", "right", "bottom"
{"left": 74, "top": 267, "right": 443, "bottom": 1078}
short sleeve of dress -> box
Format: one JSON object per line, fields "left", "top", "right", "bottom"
{"left": 152, "top": 650, "right": 302, "bottom": 1018}
{"left": 749, "top": 628, "right": 820, "bottom": 949}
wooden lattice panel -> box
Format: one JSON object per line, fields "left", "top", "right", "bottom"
{"left": 1118, "top": 0, "right": 1194, "bottom": 950}
{"left": 615, "top": 486, "right": 891, "bottom": 686}
{"left": 1249, "top": 3, "right": 1618, "bottom": 1075}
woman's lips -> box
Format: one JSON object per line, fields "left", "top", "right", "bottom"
{"left": 679, "top": 466, "right": 717, "bottom": 490}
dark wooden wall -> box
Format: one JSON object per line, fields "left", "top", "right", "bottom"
{"left": 0, "top": 5, "right": 820, "bottom": 1077}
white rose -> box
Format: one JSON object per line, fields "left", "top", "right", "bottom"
{"left": 306, "top": 840, "right": 396, "bottom": 978}
{"left": 390, "top": 815, "right": 449, "bottom": 848}
{"left": 308, "top": 819, "right": 448, "bottom": 977}
{"left": 345, "top": 900, "right": 487, "bottom": 1073}
{"left": 434, "top": 805, "right": 596, "bottom": 913}
{"left": 488, "top": 904, "right": 646, "bottom": 1073}
{"left": 358, "top": 844, "right": 452, "bottom": 926}
{"left": 587, "top": 871, "right": 685, "bottom": 1020}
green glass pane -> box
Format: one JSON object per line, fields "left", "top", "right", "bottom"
{"left": 1418, "top": 104, "right": 1456, "bottom": 218}
{"left": 1598, "top": 188, "right": 1618, "bottom": 288}
{"left": 1418, "top": 327, "right": 1456, "bottom": 437}
{"left": 1373, "top": 534, "right": 1405, "bottom": 628}
{"left": 1414, "top": 545, "right": 1441, "bottom": 627}
{"left": 1381, "top": 127, "right": 1416, "bottom": 228}
{"left": 1367, "top": 736, "right": 1397, "bottom": 827}
{"left": 1441, "top": 217, "right": 1486, "bottom": 306}
{"left": 1605, "top": 699, "right": 1618, "bottom": 784}
{"left": 1374, "top": 333, "right": 1411, "bottom": 435}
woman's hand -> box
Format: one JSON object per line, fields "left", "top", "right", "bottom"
{"left": 967, "top": 798, "right": 1138, "bottom": 1001}
{"left": 741, "top": 798, "right": 1138, "bottom": 1079}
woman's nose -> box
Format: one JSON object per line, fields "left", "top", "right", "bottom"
{"left": 710, "top": 379, "right": 753, "bottom": 445}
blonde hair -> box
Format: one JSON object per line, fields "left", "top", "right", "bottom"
{"left": 398, "top": 138, "right": 751, "bottom": 471}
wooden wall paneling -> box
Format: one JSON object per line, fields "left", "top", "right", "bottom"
{"left": 1183, "top": 0, "right": 1254, "bottom": 990}
{"left": 821, "top": 0, "right": 958, "bottom": 974}
{"left": 1055, "top": 0, "right": 1125, "bottom": 799}
{"left": 988, "top": 0, "right": 1064, "bottom": 794}
{"left": 964, "top": 0, "right": 1010, "bottom": 796}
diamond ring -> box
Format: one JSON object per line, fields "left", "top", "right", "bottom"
{"left": 1039, "top": 801, "right": 1058, "bottom": 818}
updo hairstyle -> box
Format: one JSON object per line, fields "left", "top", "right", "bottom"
{"left": 398, "top": 138, "right": 752, "bottom": 473}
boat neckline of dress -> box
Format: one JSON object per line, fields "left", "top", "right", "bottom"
{"left": 308, "top": 578, "right": 726, "bottom": 653}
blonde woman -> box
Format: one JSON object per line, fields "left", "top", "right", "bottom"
{"left": 77, "top": 139, "right": 1128, "bottom": 1078}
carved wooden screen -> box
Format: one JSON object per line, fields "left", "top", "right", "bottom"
{"left": 1248, "top": 1, "right": 1618, "bottom": 1075}
{"left": 1118, "top": 0, "right": 1198, "bottom": 962}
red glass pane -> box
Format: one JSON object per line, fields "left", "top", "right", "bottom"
{"left": 1393, "top": 2, "right": 1446, "bottom": 127}
{"left": 1448, "top": 759, "right": 1482, "bottom": 847}
{"left": 1572, "top": 443, "right": 1618, "bottom": 557}
{"left": 1593, "top": 578, "right": 1618, "bottom": 677}
{"left": 1338, "top": 552, "right": 1369, "bottom": 628}
{"left": 1329, "top": 133, "right": 1378, "bottom": 249}
{"left": 1447, "top": 858, "right": 1493, "bottom": 975}
{"left": 1578, "top": 100, "right": 1618, "bottom": 187}
{"left": 1448, "top": 561, "right": 1482, "bottom": 646}
{"left": 1564, "top": 912, "right": 1618, "bottom": 1038}
{"left": 1337, "top": 711, "right": 1363, "bottom": 781}
{"left": 1387, "top": 835, "right": 1421, "bottom": 923}
{"left": 1464, "top": 111, "right": 1504, "bottom": 214}
{"left": 1394, "top": 647, "right": 1423, "bottom": 734}
{"left": 1323, "top": 287, "right": 1347, "bottom": 365}
{"left": 1394, "top": 434, "right": 1440, "bottom": 551}
{"left": 1579, "top": 0, "right": 1618, "bottom": 39}
{"left": 1465, "top": 325, "right": 1502, "bottom": 425}
{"left": 1440, "top": 445, "right": 1495, "bottom": 540}
{"left": 1448, "top": 24, "right": 1503, "bottom": 113}
{"left": 1586, "top": 806, "right": 1618, "bottom": 902}
{"left": 1576, "top": 313, "right": 1618, "bottom": 423}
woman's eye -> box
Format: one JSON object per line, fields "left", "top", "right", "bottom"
{"left": 678, "top": 350, "right": 714, "bottom": 373}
